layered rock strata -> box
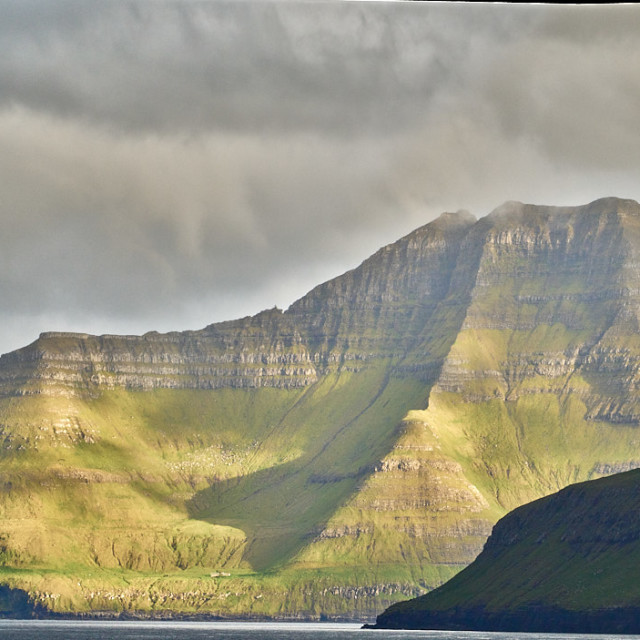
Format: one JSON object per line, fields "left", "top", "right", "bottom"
{"left": 1, "top": 198, "right": 640, "bottom": 619}
{"left": 0, "top": 210, "right": 476, "bottom": 397}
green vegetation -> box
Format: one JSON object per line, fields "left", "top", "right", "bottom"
{"left": 0, "top": 367, "right": 445, "bottom": 617}
{"left": 1, "top": 198, "right": 640, "bottom": 620}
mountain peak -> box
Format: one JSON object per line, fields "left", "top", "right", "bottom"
{"left": 433, "top": 209, "right": 476, "bottom": 226}
{"left": 486, "top": 200, "right": 526, "bottom": 219}
{"left": 486, "top": 196, "right": 640, "bottom": 221}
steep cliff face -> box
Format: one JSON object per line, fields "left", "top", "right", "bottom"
{"left": 0, "top": 209, "right": 475, "bottom": 397}
{"left": 1, "top": 198, "right": 640, "bottom": 620}
{"left": 373, "top": 468, "right": 640, "bottom": 633}
{"left": 423, "top": 197, "right": 640, "bottom": 510}
{"left": 0, "top": 312, "right": 317, "bottom": 396}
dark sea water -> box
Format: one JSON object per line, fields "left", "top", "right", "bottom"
{"left": 0, "top": 621, "right": 638, "bottom": 640}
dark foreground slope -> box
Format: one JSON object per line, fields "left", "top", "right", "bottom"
{"left": 373, "top": 468, "right": 640, "bottom": 633}
{"left": 2, "top": 197, "right": 640, "bottom": 619}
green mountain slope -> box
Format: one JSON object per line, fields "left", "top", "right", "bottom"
{"left": 373, "top": 468, "right": 640, "bottom": 633}
{"left": 1, "top": 198, "right": 640, "bottom": 619}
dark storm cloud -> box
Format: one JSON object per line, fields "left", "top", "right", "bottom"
{"left": 1, "top": 2, "right": 640, "bottom": 354}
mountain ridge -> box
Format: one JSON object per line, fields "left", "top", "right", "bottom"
{"left": 1, "top": 196, "right": 640, "bottom": 619}
{"left": 0, "top": 205, "right": 477, "bottom": 397}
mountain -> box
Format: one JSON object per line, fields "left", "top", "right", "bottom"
{"left": 372, "top": 468, "right": 640, "bottom": 633}
{"left": 1, "top": 197, "right": 640, "bottom": 620}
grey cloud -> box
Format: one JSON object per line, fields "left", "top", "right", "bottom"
{"left": 0, "top": 106, "right": 405, "bottom": 320}
{"left": 461, "top": 5, "right": 640, "bottom": 168}
{"left": 0, "top": 2, "right": 529, "bottom": 136}
{"left": 1, "top": 2, "right": 640, "bottom": 354}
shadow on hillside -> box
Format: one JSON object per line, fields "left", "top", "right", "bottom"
{"left": 0, "top": 584, "right": 47, "bottom": 618}
{"left": 186, "top": 457, "right": 370, "bottom": 572}
{"left": 185, "top": 223, "right": 489, "bottom": 573}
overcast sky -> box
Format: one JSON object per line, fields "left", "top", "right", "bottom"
{"left": 1, "top": 1, "right": 640, "bottom": 355}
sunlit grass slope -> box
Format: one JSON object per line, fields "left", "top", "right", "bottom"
{"left": 0, "top": 363, "right": 450, "bottom": 617}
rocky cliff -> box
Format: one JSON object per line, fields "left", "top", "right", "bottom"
{"left": 1, "top": 197, "right": 640, "bottom": 620}
{"left": 372, "top": 468, "right": 640, "bottom": 633}
{"left": 0, "top": 209, "right": 475, "bottom": 397}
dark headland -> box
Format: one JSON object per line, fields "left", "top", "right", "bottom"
{"left": 369, "top": 468, "right": 640, "bottom": 634}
